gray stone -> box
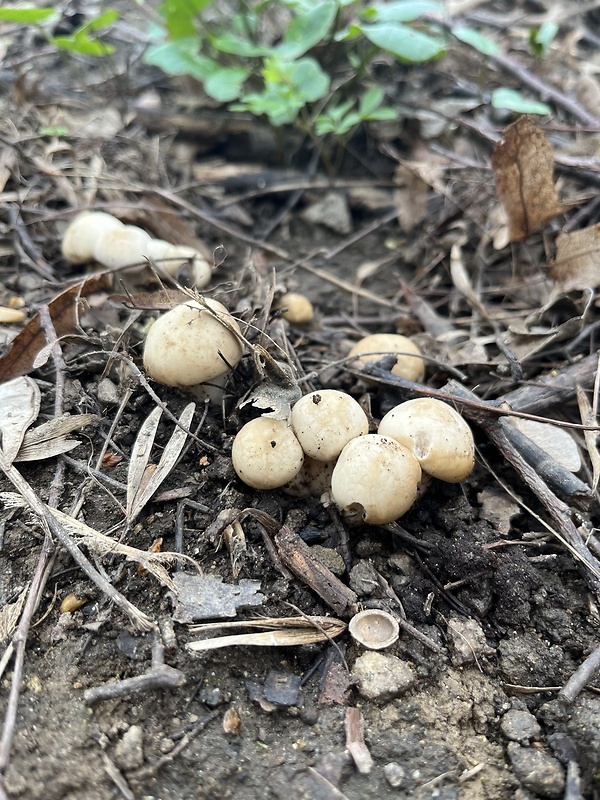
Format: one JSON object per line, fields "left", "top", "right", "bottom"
{"left": 97, "top": 377, "right": 119, "bottom": 405}
{"left": 352, "top": 652, "right": 415, "bottom": 702}
{"left": 383, "top": 762, "right": 406, "bottom": 788}
{"left": 507, "top": 742, "right": 565, "bottom": 798}
{"left": 302, "top": 191, "right": 352, "bottom": 234}
{"left": 349, "top": 561, "right": 380, "bottom": 597}
{"left": 310, "top": 545, "right": 345, "bottom": 577}
{"left": 500, "top": 709, "right": 541, "bottom": 744}
{"left": 446, "top": 615, "right": 493, "bottom": 666}
{"left": 114, "top": 725, "right": 144, "bottom": 771}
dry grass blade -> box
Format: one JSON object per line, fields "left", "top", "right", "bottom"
{"left": 15, "top": 413, "right": 98, "bottom": 462}
{"left": 0, "top": 586, "right": 27, "bottom": 648}
{"left": 0, "top": 377, "right": 40, "bottom": 466}
{"left": 127, "top": 402, "right": 195, "bottom": 522}
{"left": 188, "top": 615, "right": 346, "bottom": 650}
{"left": 576, "top": 385, "right": 600, "bottom": 491}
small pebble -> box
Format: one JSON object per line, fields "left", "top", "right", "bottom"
{"left": 349, "top": 561, "right": 380, "bottom": 597}
{"left": 310, "top": 544, "right": 345, "bottom": 577}
{"left": 114, "top": 725, "right": 144, "bottom": 771}
{"left": 97, "top": 377, "right": 119, "bottom": 405}
{"left": 352, "top": 652, "right": 415, "bottom": 702}
{"left": 446, "top": 615, "right": 493, "bottom": 666}
{"left": 500, "top": 709, "right": 541, "bottom": 744}
{"left": 507, "top": 742, "right": 565, "bottom": 798}
{"left": 384, "top": 762, "right": 406, "bottom": 788}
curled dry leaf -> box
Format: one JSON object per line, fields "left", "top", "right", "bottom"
{"left": 492, "top": 115, "right": 563, "bottom": 242}
{"left": 0, "top": 376, "right": 40, "bottom": 466}
{"left": 550, "top": 223, "right": 600, "bottom": 291}
{"left": 187, "top": 615, "right": 347, "bottom": 651}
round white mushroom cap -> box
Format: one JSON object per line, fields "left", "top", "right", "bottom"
{"left": 278, "top": 292, "right": 314, "bottom": 324}
{"left": 331, "top": 434, "right": 422, "bottom": 525}
{"left": 61, "top": 211, "right": 125, "bottom": 264}
{"left": 378, "top": 397, "right": 475, "bottom": 483}
{"left": 348, "top": 333, "right": 425, "bottom": 383}
{"left": 232, "top": 417, "right": 305, "bottom": 490}
{"left": 93, "top": 224, "right": 152, "bottom": 269}
{"left": 283, "top": 455, "right": 335, "bottom": 498}
{"left": 291, "top": 389, "right": 369, "bottom": 461}
{"left": 143, "top": 299, "right": 243, "bottom": 387}
{"left": 146, "top": 240, "right": 211, "bottom": 288}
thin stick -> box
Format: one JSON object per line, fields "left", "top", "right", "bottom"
{"left": 559, "top": 644, "right": 600, "bottom": 703}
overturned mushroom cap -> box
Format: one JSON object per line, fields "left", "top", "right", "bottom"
{"left": 93, "top": 225, "right": 152, "bottom": 269}
{"left": 348, "top": 333, "right": 425, "bottom": 383}
{"left": 61, "top": 211, "right": 125, "bottom": 264}
{"left": 378, "top": 398, "right": 475, "bottom": 483}
{"left": 143, "top": 299, "right": 243, "bottom": 387}
{"left": 349, "top": 609, "right": 399, "bottom": 650}
{"left": 331, "top": 434, "right": 422, "bottom": 525}
{"left": 232, "top": 417, "right": 304, "bottom": 490}
{"left": 291, "top": 389, "right": 369, "bottom": 462}
{"left": 146, "top": 240, "right": 211, "bottom": 288}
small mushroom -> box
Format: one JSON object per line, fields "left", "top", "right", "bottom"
{"left": 61, "top": 211, "right": 125, "bottom": 264}
{"left": 231, "top": 417, "right": 304, "bottom": 490}
{"left": 147, "top": 239, "right": 211, "bottom": 288}
{"left": 290, "top": 389, "right": 369, "bottom": 462}
{"left": 93, "top": 224, "right": 152, "bottom": 270}
{"left": 283, "top": 456, "right": 335, "bottom": 498}
{"left": 277, "top": 292, "right": 314, "bottom": 324}
{"left": 348, "top": 333, "right": 425, "bottom": 383}
{"left": 143, "top": 299, "right": 243, "bottom": 388}
{"left": 348, "top": 609, "right": 399, "bottom": 650}
{"left": 331, "top": 434, "right": 422, "bottom": 525}
{"left": 378, "top": 397, "right": 475, "bottom": 483}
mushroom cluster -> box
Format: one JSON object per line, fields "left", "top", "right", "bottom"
{"left": 231, "top": 387, "right": 475, "bottom": 526}
{"left": 61, "top": 210, "right": 211, "bottom": 287}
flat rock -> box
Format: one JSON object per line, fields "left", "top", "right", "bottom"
{"left": 507, "top": 742, "right": 565, "bottom": 798}
{"left": 501, "top": 709, "right": 541, "bottom": 744}
{"left": 352, "top": 652, "right": 415, "bottom": 702}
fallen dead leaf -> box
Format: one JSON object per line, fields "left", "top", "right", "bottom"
{"left": 0, "top": 273, "right": 112, "bottom": 383}
{"left": 492, "top": 115, "right": 563, "bottom": 242}
{"left": 550, "top": 223, "right": 600, "bottom": 291}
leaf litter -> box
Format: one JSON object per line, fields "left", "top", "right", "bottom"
{"left": 3, "top": 6, "right": 600, "bottom": 799}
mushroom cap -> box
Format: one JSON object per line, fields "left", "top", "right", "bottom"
{"left": 348, "top": 333, "right": 425, "bottom": 383}
{"left": 93, "top": 225, "right": 152, "bottom": 269}
{"left": 143, "top": 299, "right": 243, "bottom": 387}
{"left": 348, "top": 609, "right": 399, "bottom": 650}
{"left": 147, "top": 241, "right": 211, "bottom": 288}
{"left": 61, "top": 211, "right": 124, "bottom": 264}
{"left": 232, "top": 417, "right": 305, "bottom": 490}
{"left": 378, "top": 398, "right": 475, "bottom": 483}
{"left": 278, "top": 292, "right": 314, "bottom": 324}
{"left": 331, "top": 434, "right": 421, "bottom": 525}
{"left": 291, "top": 389, "right": 369, "bottom": 462}
{"left": 283, "top": 455, "right": 335, "bottom": 498}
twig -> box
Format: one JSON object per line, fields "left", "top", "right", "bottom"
{"left": 84, "top": 634, "right": 185, "bottom": 705}
{"left": 345, "top": 707, "right": 373, "bottom": 775}
{"left": 559, "top": 644, "right": 600, "bottom": 703}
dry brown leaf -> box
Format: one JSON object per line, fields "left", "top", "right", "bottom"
{"left": 0, "top": 273, "right": 112, "bottom": 382}
{"left": 550, "top": 224, "right": 600, "bottom": 291}
{"left": 577, "top": 385, "right": 600, "bottom": 491}
{"left": 492, "top": 115, "right": 562, "bottom": 242}
{"left": 187, "top": 616, "right": 346, "bottom": 651}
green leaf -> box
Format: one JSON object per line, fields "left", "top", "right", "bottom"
{"left": 452, "top": 25, "right": 499, "bottom": 56}
{"left": 288, "top": 57, "right": 330, "bottom": 101}
{"left": 365, "top": 1, "right": 443, "bottom": 23}
{"left": 53, "top": 33, "right": 115, "bottom": 56}
{"left": 277, "top": 0, "right": 337, "bottom": 58}
{"left": 204, "top": 66, "right": 249, "bottom": 102}
{"left": 0, "top": 7, "right": 57, "bottom": 23}
{"left": 491, "top": 88, "right": 551, "bottom": 115}
{"left": 359, "top": 21, "right": 445, "bottom": 62}
{"left": 144, "top": 38, "right": 217, "bottom": 81}
{"left": 209, "top": 32, "right": 270, "bottom": 57}
{"left": 83, "top": 8, "right": 119, "bottom": 31}
{"left": 359, "top": 85, "right": 385, "bottom": 116}
{"left": 157, "top": 0, "right": 211, "bottom": 39}
{"left": 529, "top": 21, "right": 558, "bottom": 56}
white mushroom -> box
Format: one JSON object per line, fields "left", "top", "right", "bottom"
{"left": 277, "top": 292, "right": 314, "bottom": 324}
{"left": 143, "top": 299, "right": 243, "bottom": 388}
{"left": 348, "top": 609, "right": 399, "bottom": 650}
{"left": 290, "top": 389, "right": 369, "bottom": 462}
{"left": 348, "top": 333, "right": 425, "bottom": 383}
{"left": 146, "top": 240, "right": 211, "bottom": 288}
{"left": 331, "top": 434, "right": 422, "bottom": 525}
{"left": 232, "top": 417, "right": 304, "bottom": 490}
{"left": 378, "top": 397, "right": 475, "bottom": 483}
{"left": 93, "top": 224, "right": 152, "bottom": 269}
{"left": 61, "top": 211, "right": 125, "bottom": 264}
{"left": 283, "top": 456, "right": 335, "bottom": 498}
